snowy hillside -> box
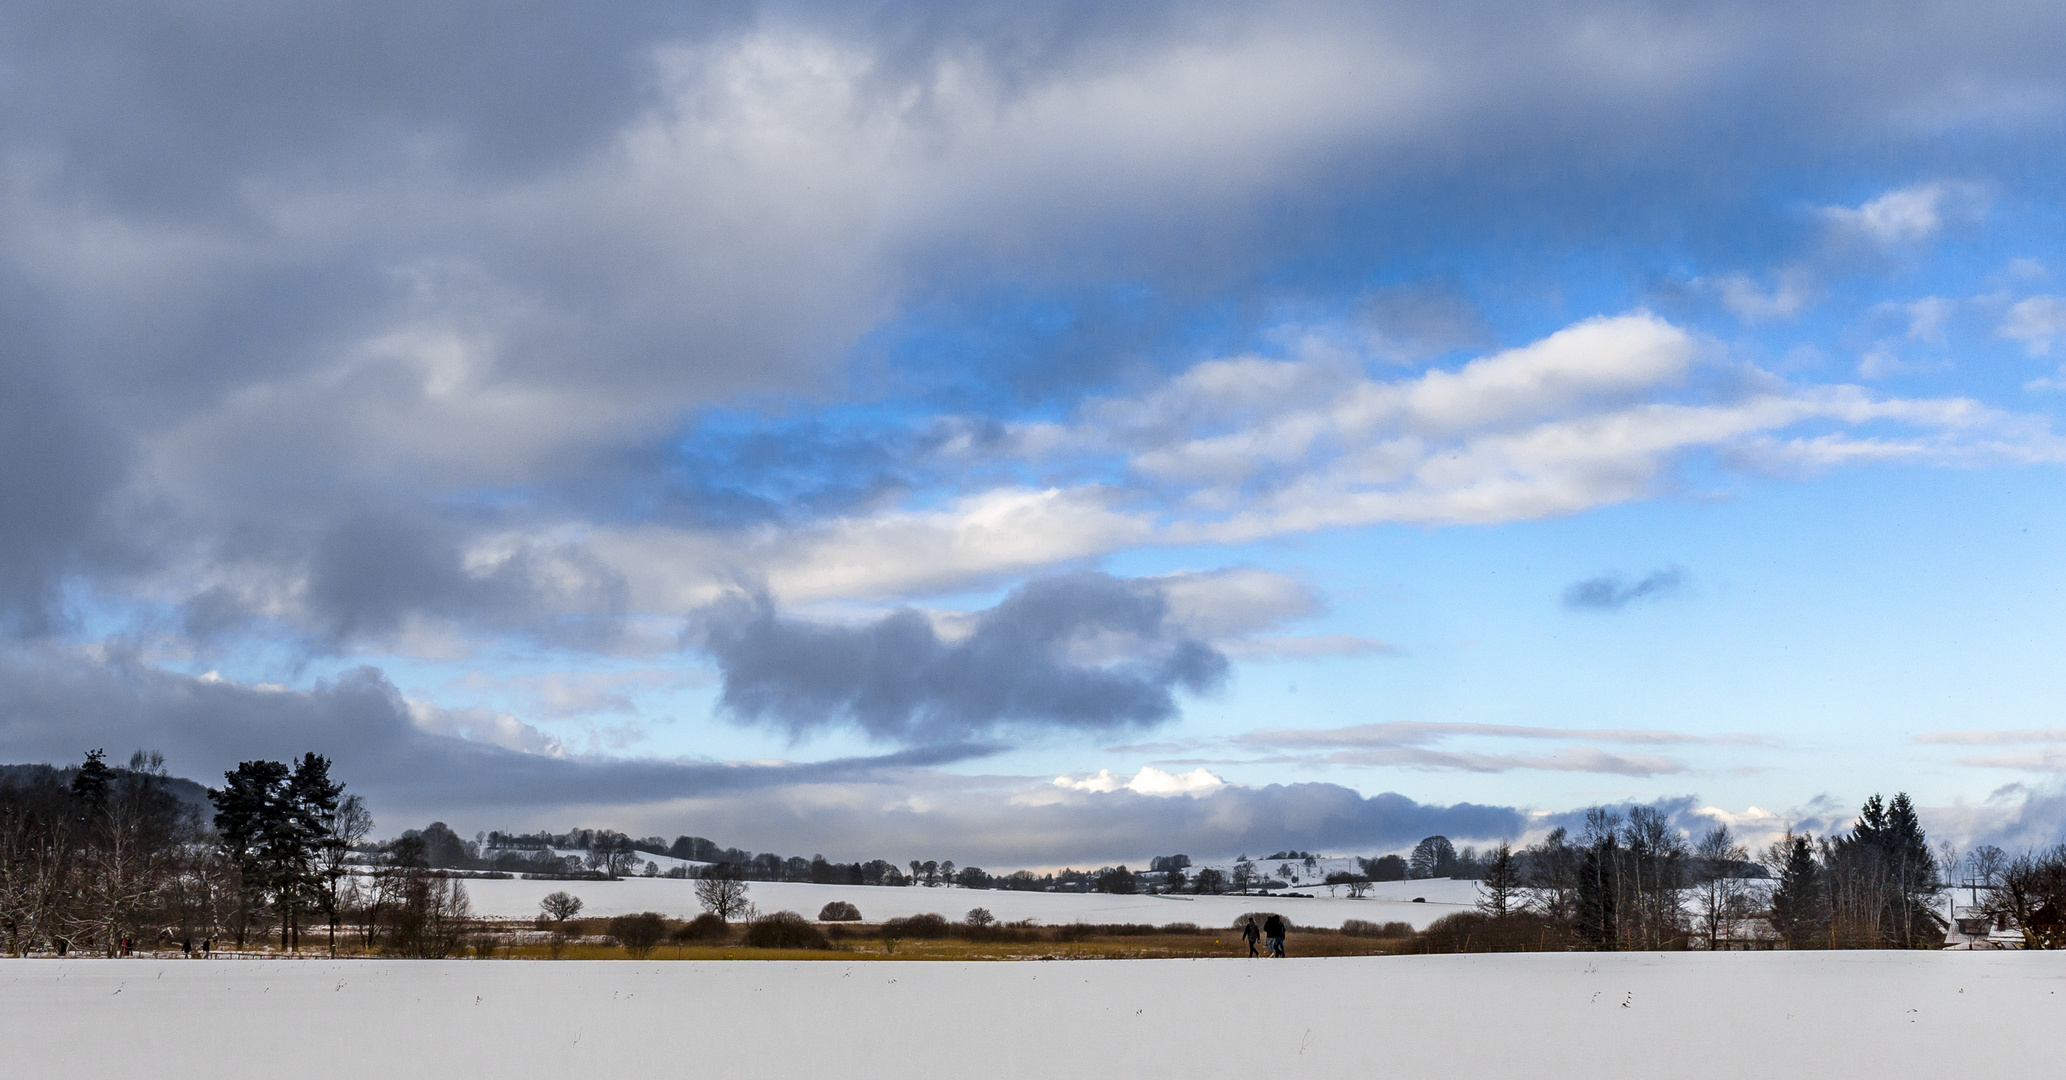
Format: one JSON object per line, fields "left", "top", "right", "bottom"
{"left": 463, "top": 875, "right": 1483, "bottom": 929}
{"left": 9, "top": 952, "right": 2061, "bottom": 1079}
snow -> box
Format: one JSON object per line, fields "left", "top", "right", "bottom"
{"left": 7, "top": 952, "right": 2061, "bottom": 1078}
{"left": 460, "top": 875, "right": 1486, "bottom": 929}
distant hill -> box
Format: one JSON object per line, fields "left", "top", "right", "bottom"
{"left": 0, "top": 761, "right": 214, "bottom": 813}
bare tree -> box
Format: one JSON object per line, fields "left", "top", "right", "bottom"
{"left": 585, "top": 837, "right": 639, "bottom": 878}
{"left": 1409, "top": 836, "right": 1456, "bottom": 880}
{"left": 1692, "top": 824, "right": 1749, "bottom": 950}
{"left": 694, "top": 863, "right": 751, "bottom": 920}
{"left": 1986, "top": 845, "right": 2066, "bottom": 949}
{"left": 1965, "top": 846, "right": 2008, "bottom": 904}
{"left": 317, "top": 794, "right": 372, "bottom": 956}
{"left": 540, "top": 890, "right": 584, "bottom": 924}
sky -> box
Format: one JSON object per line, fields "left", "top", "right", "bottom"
{"left": 5, "top": 0, "right": 2066, "bottom": 869}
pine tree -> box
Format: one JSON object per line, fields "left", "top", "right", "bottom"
{"left": 210, "top": 755, "right": 344, "bottom": 951}
{"left": 1575, "top": 837, "right": 1620, "bottom": 949}
{"left": 1883, "top": 793, "right": 1941, "bottom": 947}
{"left": 1477, "top": 841, "right": 1522, "bottom": 918}
{"left": 68, "top": 749, "right": 115, "bottom": 813}
{"left": 1768, "top": 833, "right": 1827, "bottom": 948}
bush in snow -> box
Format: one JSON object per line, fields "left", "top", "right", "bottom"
{"left": 818, "top": 901, "right": 862, "bottom": 922}
{"left": 1417, "top": 911, "right": 1566, "bottom": 953}
{"left": 1339, "top": 919, "right": 1415, "bottom": 939}
{"left": 880, "top": 913, "right": 951, "bottom": 941}
{"left": 674, "top": 912, "right": 729, "bottom": 945}
{"left": 745, "top": 911, "right": 830, "bottom": 950}
{"left": 606, "top": 912, "right": 667, "bottom": 958}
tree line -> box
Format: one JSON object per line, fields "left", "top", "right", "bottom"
{"left": 18, "top": 753, "right": 2066, "bottom": 955}
{"left": 1, "top": 750, "right": 478, "bottom": 957}
{"left": 1428, "top": 793, "right": 1960, "bottom": 951}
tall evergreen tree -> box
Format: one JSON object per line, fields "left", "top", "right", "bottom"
{"left": 1477, "top": 842, "right": 1522, "bottom": 918}
{"left": 68, "top": 749, "right": 114, "bottom": 814}
{"left": 282, "top": 754, "right": 344, "bottom": 950}
{"left": 1768, "top": 833, "right": 1827, "bottom": 948}
{"left": 1827, "top": 792, "right": 1941, "bottom": 948}
{"left": 211, "top": 760, "right": 289, "bottom": 945}
{"left": 1883, "top": 793, "right": 1941, "bottom": 947}
{"left": 210, "top": 756, "right": 343, "bottom": 950}
{"left": 1575, "top": 835, "right": 1620, "bottom": 949}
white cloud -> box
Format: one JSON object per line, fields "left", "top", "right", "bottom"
{"left": 1856, "top": 347, "right": 1903, "bottom": 379}
{"left": 1821, "top": 182, "right": 1968, "bottom": 246}
{"left": 1241, "top": 721, "right": 1743, "bottom": 748}
{"left": 1320, "top": 746, "right": 1687, "bottom": 776}
{"left": 1050, "top": 765, "right": 1228, "bottom": 797}
{"left": 2001, "top": 295, "right": 2066, "bottom": 356}
{"left": 1218, "top": 634, "right": 1400, "bottom": 660}
{"left": 474, "top": 311, "right": 2066, "bottom": 612}
{"left": 1717, "top": 270, "right": 1815, "bottom": 321}
{"left": 2026, "top": 369, "right": 2066, "bottom": 392}
{"left": 1915, "top": 727, "right": 2066, "bottom": 745}
{"left": 1905, "top": 296, "right": 1956, "bottom": 341}
{"left": 406, "top": 699, "right": 568, "bottom": 758}
{"left": 1154, "top": 568, "right": 1321, "bottom": 641}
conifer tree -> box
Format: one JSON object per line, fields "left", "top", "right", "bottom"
{"left": 1768, "top": 833, "right": 1827, "bottom": 948}
{"left": 1477, "top": 841, "right": 1522, "bottom": 918}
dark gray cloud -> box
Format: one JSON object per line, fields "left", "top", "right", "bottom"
{"left": 1563, "top": 567, "right": 1687, "bottom": 611}
{"left": 0, "top": 644, "right": 1522, "bottom": 865}
{"left": 0, "top": 331, "right": 130, "bottom": 634}
{"left": 0, "top": 647, "right": 996, "bottom": 825}
{"left": 697, "top": 572, "right": 1229, "bottom": 746}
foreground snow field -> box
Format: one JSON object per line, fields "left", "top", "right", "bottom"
{"left": 5, "top": 952, "right": 2060, "bottom": 1078}
{"left": 462, "top": 875, "right": 1484, "bottom": 929}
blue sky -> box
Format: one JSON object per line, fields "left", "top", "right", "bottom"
{"left": 4, "top": 0, "right": 2066, "bottom": 866}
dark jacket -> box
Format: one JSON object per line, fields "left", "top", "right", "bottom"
{"left": 1263, "top": 915, "right": 1285, "bottom": 937}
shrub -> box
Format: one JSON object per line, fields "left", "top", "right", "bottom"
{"left": 1051, "top": 922, "right": 1164, "bottom": 942}
{"left": 745, "top": 911, "right": 831, "bottom": 950}
{"left": 880, "top": 913, "right": 951, "bottom": 940}
{"left": 606, "top": 912, "right": 667, "bottom": 958}
{"left": 1340, "top": 919, "right": 1415, "bottom": 939}
{"left": 965, "top": 907, "right": 995, "bottom": 927}
{"left": 818, "top": 901, "right": 863, "bottom": 922}
{"left": 1416, "top": 911, "right": 1565, "bottom": 952}
{"left": 676, "top": 912, "right": 728, "bottom": 942}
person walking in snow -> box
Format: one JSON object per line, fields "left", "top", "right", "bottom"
{"left": 1241, "top": 917, "right": 1261, "bottom": 957}
{"left": 1263, "top": 914, "right": 1286, "bottom": 957}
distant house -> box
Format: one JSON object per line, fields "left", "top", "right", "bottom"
{"left": 1711, "top": 916, "right": 1782, "bottom": 950}
{"left": 1944, "top": 904, "right": 2023, "bottom": 949}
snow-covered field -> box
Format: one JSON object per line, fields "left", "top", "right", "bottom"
{"left": 462, "top": 875, "right": 1484, "bottom": 930}
{"left": 7, "top": 952, "right": 2060, "bottom": 1078}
